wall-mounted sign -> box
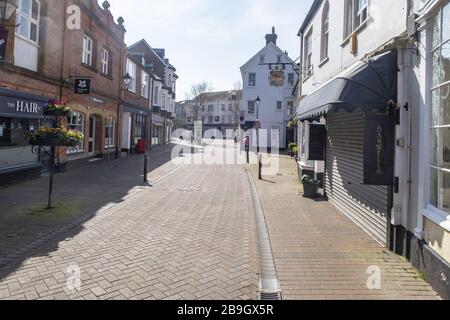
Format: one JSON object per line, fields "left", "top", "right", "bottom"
{"left": 74, "top": 78, "right": 91, "bottom": 94}
{"left": 363, "top": 115, "right": 395, "bottom": 186}
{"left": 0, "top": 96, "right": 44, "bottom": 118}
{"left": 0, "top": 30, "right": 8, "bottom": 61}
{"left": 92, "top": 97, "right": 104, "bottom": 104}
{"left": 269, "top": 70, "right": 285, "bottom": 87}
{"left": 308, "top": 124, "right": 326, "bottom": 161}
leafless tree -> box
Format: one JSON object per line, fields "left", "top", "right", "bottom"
{"left": 189, "top": 82, "right": 213, "bottom": 121}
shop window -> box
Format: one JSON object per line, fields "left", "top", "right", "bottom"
{"left": 429, "top": 2, "right": 450, "bottom": 217}
{"left": 0, "top": 117, "right": 37, "bottom": 147}
{"left": 104, "top": 117, "right": 116, "bottom": 149}
{"left": 67, "top": 112, "right": 85, "bottom": 153}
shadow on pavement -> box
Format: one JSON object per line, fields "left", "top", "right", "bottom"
{"left": 0, "top": 143, "right": 178, "bottom": 279}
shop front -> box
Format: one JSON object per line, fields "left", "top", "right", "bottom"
{"left": 297, "top": 50, "right": 398, "bottom": 247}
{"left": 0, "top": 88, "right": 52, "bottom": 186}
{"left": 152, "top": 112, "right": 164, "bottom": 146}
{"left": 121, "top": 103, "right": 149, "bottom": 154}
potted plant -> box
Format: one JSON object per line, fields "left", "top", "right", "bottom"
{"left": 30, "top": 127, "right": 84, "bottom": 147}
{"left": 301, "top": 174, "right": 320, "bottom": 198}
{"left": 288, "top": 143, "right": 297, "bottom": 157}
{"left": 43, "top": 101, "right": 71, "bottom": 118}
{"left": 292, "top": 146, "right": 299, "bottom": 162}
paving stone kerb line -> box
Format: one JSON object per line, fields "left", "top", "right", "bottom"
{"left": 248, "top": 154, "right": 440, "bottom": 300}
{"left": 245, "top": 166, "right": 281, "bottom": 299}
{"left": 0, "top": 154, "right": 259, "bottom": 300}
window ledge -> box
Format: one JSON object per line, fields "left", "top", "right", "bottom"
{"left": 424, "top": 205, "right": 450, "bottom": 232}
{"left": 341, "top": 19, "right": 369, "bottom": 48}
{"left": 318, "top": 57, "right": 329, "bottom": 68}
{"left": 302, "top": 73, "right": 313, "bottom": 83}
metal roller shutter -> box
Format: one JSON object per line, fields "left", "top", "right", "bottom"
{"left": 325, "top": 112, "right": 388, "bottom": 246}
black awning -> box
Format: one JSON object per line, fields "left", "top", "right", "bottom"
{"left": 298, "top": 50, "right": 397, "bottom": 120}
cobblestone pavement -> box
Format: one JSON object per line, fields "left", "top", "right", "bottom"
{"left": 0, "top": 144, "right": 179, "bottom": 269}
{"left": 248, "top": 154, "right": 440, "bottom": 300}
{"left": 0, "top": 143, "right": 258, "bottom": 300}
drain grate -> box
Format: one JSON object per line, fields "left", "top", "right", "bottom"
{"left": 259, "top": 291, "right": 282, "bottom": 301}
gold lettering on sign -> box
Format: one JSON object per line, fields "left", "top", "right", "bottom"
{"left": 376, "top": 127, "right": 383, "bottom": 175}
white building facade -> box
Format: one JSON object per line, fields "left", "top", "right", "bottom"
{"left": 184, "top": 90, "right": 242, "bottom": 137}
{"left": 297, "top": 0, "right": 450, "bottom": 298}
{"left": 241, "top": 28, "right": 298, "bottom": 149}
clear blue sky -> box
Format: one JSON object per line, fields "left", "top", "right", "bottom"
{"left": 107, "top": 0, "right": 314, "bottom": 100}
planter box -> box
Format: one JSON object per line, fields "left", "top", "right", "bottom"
{"left": 30, "top": 136, "right": 78, "bottom": 147}
{"left": 303, "top": 182, "right": 319, "bottom": 199}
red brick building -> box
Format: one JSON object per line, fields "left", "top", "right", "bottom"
{"left": 0, "top": 0, "right": 127, "bottom": 184}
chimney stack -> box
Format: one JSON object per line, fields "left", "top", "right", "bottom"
{"left": 265, "top": 26, "right": 278, "bottom": 46}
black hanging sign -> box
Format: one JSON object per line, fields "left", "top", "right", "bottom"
{"left": 308, "top": 124, "right": 326, "bottom": 161}
{"left": 74, "top": 78, "right": 91, "bottom": 94}
{"left": 363, "top": 115, "right": 396, "bottom": 186}
{"left": 0, "top": 30, "right": 8, "bottom": 61}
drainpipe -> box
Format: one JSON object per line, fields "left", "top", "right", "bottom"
{"left": 116, "top": 45, "right": 125, "bottom": 159}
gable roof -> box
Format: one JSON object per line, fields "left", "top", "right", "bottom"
{"left": 240, "top": 42, "right": 295, "bottom": 71}
{"left": 128, "top": 39, "right": 169, "bottom": 67}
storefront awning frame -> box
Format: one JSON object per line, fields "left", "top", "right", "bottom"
{"left": 297, "top": 50, "right": 398, "bottom": 121}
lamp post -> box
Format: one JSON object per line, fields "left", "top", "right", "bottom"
{"left": 0, "top": 0, "right": 17, "bottom": 24}
{"left": 0, "top": 0, "right": 18, "bottom": 62}
{"left": 255, "top": 96, "right": 261, "bottom": 154}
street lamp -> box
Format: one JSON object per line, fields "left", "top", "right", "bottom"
{"left": 0, "top": 0, "right": 18, "bottom": 23}
{"left": 123, "top": 72, "right": 132, "bottom": 90}
{"left": 255, "top": 96, "right": 261, "bottom": 154}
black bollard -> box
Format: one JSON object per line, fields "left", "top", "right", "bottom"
{"left": 143, "top": 152, "right": 148, "bottom": 183}
{"left": 258, "top": 154, "right": 263, "bottom": 180}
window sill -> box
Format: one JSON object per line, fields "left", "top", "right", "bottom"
{"left": 318, "top": 57, "right": 329, "bottom": 68}
{"left": 302, "top": 73, "right": 313, "bottom": 83}
{"left": 341, "top": 19, "right": 369, "bottom": 48}
{"left": 424, "top": 205, "right": 450, "bottom": 232}
{"left": 81, "top": 63, "right": 97, "bottom": 73}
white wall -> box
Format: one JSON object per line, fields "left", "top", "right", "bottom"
{"left": 241, "top": 43, "right": 298, "bottom": 148}
{"left": 14, "top": 37, "right": 38, "bottom": 72}
{"left": 300, "top": 0, "right": 409, "bottom": 96}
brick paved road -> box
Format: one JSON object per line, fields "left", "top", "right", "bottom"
{"left": 248, "top": 155, "right": 440, "bottom": 300}
{"left": 0, "top": 145, "right": 259, "bottom": 300}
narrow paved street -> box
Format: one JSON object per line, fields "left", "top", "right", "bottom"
{"left": 0, "top": 142, "right": 440, "bottom": 300}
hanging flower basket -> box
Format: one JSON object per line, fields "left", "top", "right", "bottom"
{"left": 29, "top": 127, "right": 84, "bottom": 147}
{"left": 43, "top": 101, "right": 71, "bottom": 118}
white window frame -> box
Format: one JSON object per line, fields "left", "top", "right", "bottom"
{"left": 16, "top": 0, "right": 40, "bottom": 44}
{"left": 425, "top": 3, "right": 450, "bottom": 229}
{"left": 141, "top": 71, "right": 149, "bottom": 98}
{"left": 101, "top": 48, "right": 109, "bottom": 75}
{"left": 104, "top": 117, "right": 116, "bottom": 149}
{"left": 248, "top": 101, "right": 255, "bottom": 114}
{"left": 126, "top": 58, "right": 137, "bottom": 93}
{"left": 344, "top": 0, "right": 369, "bottom": 39}
{"left": 82, "top": 34, "right": 93, "bottom": 66}
{"left": 321, "top": 1, "right": 330, "bottom": 62}
{"left": 304, "top": 29, "right": 313, "bottom": 76}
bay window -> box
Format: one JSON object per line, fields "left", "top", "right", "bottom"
{"left": 429, "top": 2, "right": 450, "bottom": 216}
